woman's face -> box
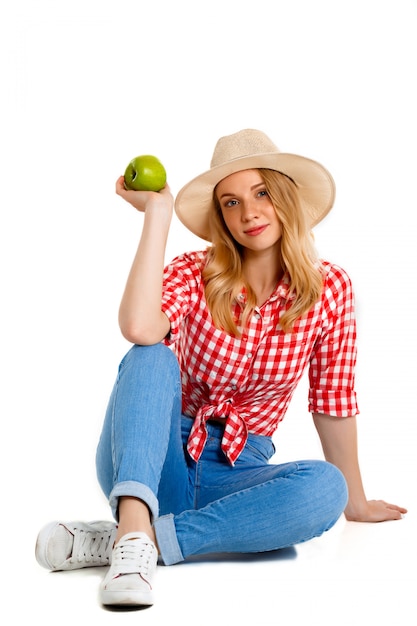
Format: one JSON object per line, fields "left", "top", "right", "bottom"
{"left": 215, "top": 169, "right": 282, "bottom": 253}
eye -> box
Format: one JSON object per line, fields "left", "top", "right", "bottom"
{"left": 225, "top": 199, "right": 239, "bottom": 208}
{"left": 257, "top": 189, "right": 268, "bottom": 198}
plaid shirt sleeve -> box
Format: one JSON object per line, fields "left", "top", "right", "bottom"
{"left": 308, "top": 263, "right": 359, "bottom": 417}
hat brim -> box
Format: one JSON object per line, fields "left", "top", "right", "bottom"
{"left": 175, "top": 152, "right": 335, "bottom": 241}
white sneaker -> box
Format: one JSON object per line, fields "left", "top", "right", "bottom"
{"left": 100, "top": 532, "right": 158, "bottom": 606}
{"left": 35, "top": 520, "right": 117, "bottom": 571}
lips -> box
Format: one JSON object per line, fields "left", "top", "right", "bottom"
{"left": 244, "top": 225, "right": 268, "bottom": 236}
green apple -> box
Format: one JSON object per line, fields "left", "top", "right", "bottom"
{"left": 124, "top": 154, "right": 167, "bottom": 191}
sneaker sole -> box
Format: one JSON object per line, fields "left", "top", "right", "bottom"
{"left": 35, "top": 521, "right": 65, "bottom": 570}
{"left": 100, "top": 588, "right": 154, "bottom": 607}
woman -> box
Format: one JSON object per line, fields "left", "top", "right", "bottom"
{"left": 35, "top": 129, "right": 406, "bottom": 607}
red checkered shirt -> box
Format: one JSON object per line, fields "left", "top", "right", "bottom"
{"left": 161, "top": 250, "right": 359, "bottom": 465}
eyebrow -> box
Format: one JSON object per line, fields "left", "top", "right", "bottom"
{"left": 218, "top": 182, "right": 265, "bottom": 200}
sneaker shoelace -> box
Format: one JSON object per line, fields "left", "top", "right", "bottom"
{"left": 71, "top": 526, "right": 115, "bottom": 566}
{"left": 110, "top": 537, "right": 155, "bottom": 580}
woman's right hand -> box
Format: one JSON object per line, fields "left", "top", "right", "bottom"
{"left": 115, "top": 175, "right": 174, "bottom": 216}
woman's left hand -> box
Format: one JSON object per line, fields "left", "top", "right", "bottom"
{"left": 345, "top": 499, "right": 407, "bottom": 522}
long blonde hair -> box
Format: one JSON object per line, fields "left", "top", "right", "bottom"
{"left": 202, "top": 169, "right": 323, "bottom": 335}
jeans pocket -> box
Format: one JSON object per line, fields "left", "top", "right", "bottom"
{"left": 242, "top": 434, "right": 276, "bottom": 464}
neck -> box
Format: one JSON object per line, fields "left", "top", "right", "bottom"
{"left": 242, "top": 248, "right": 283, "bottom": 306}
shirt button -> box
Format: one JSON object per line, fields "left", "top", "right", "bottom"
{"left": 246, "top": 353, "right": 253, "bottom": 359}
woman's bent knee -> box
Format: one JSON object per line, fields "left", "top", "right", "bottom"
{"left": 128, "top": 342, "right": 176, "bottom": 363}
{"left": 121, "top": 343, "right": 180, "bottom": 380}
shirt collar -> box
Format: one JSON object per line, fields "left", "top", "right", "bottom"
{"left": 237, "top": 273, "right": 295, "bottom": 305}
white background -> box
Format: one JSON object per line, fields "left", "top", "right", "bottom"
{"left": 1, "top": 1, "right": 416, "bottom": 624}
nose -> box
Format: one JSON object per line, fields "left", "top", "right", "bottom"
{"left": 241, "top": 199, "right": 259, "bottom": 221}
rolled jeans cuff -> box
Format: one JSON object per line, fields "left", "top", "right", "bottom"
{"left": 108, "top": 480, "right": 159, "bottom": 522}
{"left": 154, "top": 513, "right": 184, "bottom": 565}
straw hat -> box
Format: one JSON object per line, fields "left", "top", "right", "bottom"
{"left": 174, "top": 129, "right": 335, "bottom": 241}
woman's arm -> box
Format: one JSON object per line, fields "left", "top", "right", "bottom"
{"left": 115, "top": 176, "right": 173, "bottom": 345}
{"left": 312, "top": 412, "right": 407, "bottom": 522}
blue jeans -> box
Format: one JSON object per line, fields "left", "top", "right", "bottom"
{"left": 96, "top": 344, "right": 348, "bottom": 565}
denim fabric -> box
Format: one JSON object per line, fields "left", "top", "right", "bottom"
{"left": 96, "top": 344, "right": 348, "bottom": 565}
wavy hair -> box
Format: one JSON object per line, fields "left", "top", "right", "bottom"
{"left": 202, "top": 169, "right": 323, "bottom": 335}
